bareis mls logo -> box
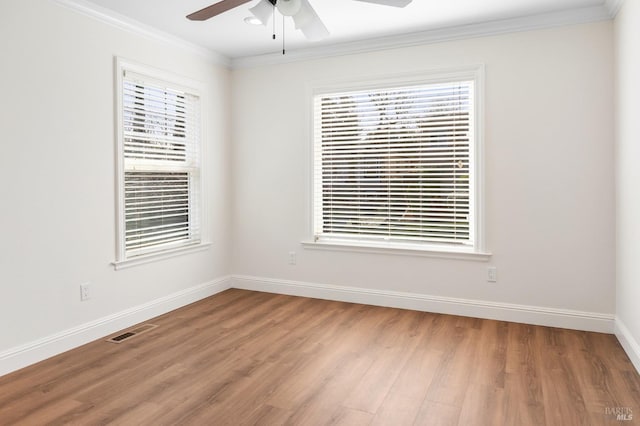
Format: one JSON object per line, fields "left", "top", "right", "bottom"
{"left": 605, "top": 407, "right": 633, "bottom": 421}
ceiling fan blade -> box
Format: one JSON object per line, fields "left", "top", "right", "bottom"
{"left": 293, "top": 0, "right": 329, "bottom": 41}
{"left": 187, "top": 0, "right": 253, "bottom": 21}
{"left": 353, "top": 0, "right": 412, "bottom": 7}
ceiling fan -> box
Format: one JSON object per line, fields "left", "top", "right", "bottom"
{"left": 187, "top": 0, "right": 413, "bottom": 42}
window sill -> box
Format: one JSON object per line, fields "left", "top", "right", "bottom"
{"left": 301, "top": 240, "right": 491, "bottom": 262}
{"left": 112, "top": 242, "right": 212, "bottom": 270}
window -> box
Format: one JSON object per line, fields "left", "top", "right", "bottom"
{"left": 312, "top": 68, "right": 483, "bottom": 255}
{"left": 115, "top": 60, "right": 203, "bottom": 265}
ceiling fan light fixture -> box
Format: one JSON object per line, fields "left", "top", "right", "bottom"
{"left": 249, "top": 0, "right": 273, "bottom": 25}
{"left": 277, "top": 0, "right": 302, "bottom": 16}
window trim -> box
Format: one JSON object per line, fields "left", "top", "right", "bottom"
{"left": 305, "top": 65, "right": 488, "bottom": 258}
{"left": 112, "top": 242, "right": 212, "bottom": 270}
{"left": 113, "top": 57, "right": 209, "bottom": 268}
{"left": 301, "top": 239, "right": 491, "bottom": 261}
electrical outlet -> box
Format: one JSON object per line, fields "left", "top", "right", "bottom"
{"left": 80, "top": 283, "right": 91, "bottom": 301}
{"left": 288, "top": 251, "right": 296, "bottom": 265}
{"left": 487, "top": 267, "right": 497, "bottom": 283}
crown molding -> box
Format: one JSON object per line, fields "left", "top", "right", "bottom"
{"left": 50, "top": 0, "right": 231, "bottom": 68}
{"left": 50, "top": 0, "right": 615, "bottom": 71}
{"left": 232, "top": 4, "right": 613, "bottom": 69}
{"left": 606, "top": 0, "right": 624, "bottom": 17}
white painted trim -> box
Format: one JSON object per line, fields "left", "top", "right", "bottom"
{"left": 305, "top": 65, "right": 489, "bottom": 260}
{"left": 2, "top": 274, "right": 620, "bottom": 377}
{"left": 51, "top": 0, "right": 612, "bottom": 71}
{"left": 232, "top": 275, "right": 615, "bottom": 333}
{"left": 232, "top": 4, "right": 613, "bottom": 68}
{"left": 112, "top": 243, "right": 212, "bottom": 270}
{"left": 301, "top": 241, "right": 491, "bottom": 262}
{"left": 113, "top": 57, "right": 209, "bottom": 267}
{"left": 0, "top": 276, "right": 232, "bottom": 377}
{"left": 50, "top": 0, "right": 230, "bottom": 67}
{"left": 614, "top": 318, "right": 640, "bottom": 374}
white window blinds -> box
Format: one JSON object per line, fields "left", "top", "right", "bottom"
{"left": 120, "top": 70, "right": 201, "bottom": 257}
{"left": 313, "top": 80, "right": 474, "bottom": 248}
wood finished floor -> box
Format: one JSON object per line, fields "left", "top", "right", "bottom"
{"left": 1, "top": 289, "right": 639, "bottom": 425}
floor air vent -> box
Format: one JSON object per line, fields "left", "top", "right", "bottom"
{"left": 107, "top": 324, "right": 158, "bottom": 344}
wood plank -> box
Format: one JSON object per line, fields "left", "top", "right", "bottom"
{"left": 0, "top": 289, "right": 638, "bottom": 425}
{"left": 413, "top": 401, "right": 461, "bottom": 426}
{"left": 330, "top": 407, "right": 374, "bottom": 425}
{"left": 503, "top": 322, "right": 547, "bottom": 425}
{"left": 423, "top": 324, "right": 479, "bottom": 407}
{"left": 457, "top": 384, "right": 507, "bottom": 426}
{"left": 371, "top": 329, "right": 444, "bottom": 425}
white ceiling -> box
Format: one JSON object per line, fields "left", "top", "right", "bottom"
{"left": 74, "top": 0, "right": 612, "bottom": 60}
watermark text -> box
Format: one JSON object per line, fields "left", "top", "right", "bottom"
{"left": 605, "top": 407, "right": 633, "bottom": 421}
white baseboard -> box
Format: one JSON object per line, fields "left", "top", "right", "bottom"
{"left": 232, "top": 275, "right": 615, "bottom": 334}
{"left": 615, "top": 318, "right": 640, "bottom": 374}
{"left": 1, "top": 274, "right": 619, "bottom": 378}
{"left": 0, "top": 276, "right": 232, "bottom": 377}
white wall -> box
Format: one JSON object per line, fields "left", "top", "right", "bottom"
{"left": 0, "top": 0, "right": 620, "bottom": 376}
{"left": 614, "top": 0, "right": 640, "bottom": 370}
{"left": 231, "top": 22, "right": 615, "bottom": 321}
{"left": 0, "top": 1, "right": 231, "bottom": 359}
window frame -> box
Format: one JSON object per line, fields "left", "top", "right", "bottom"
{"left": 113, "top": 58, "right": 209, "bottom": 270}
{"left": 306, "top": 66, "right": 489, "bottom": 260}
